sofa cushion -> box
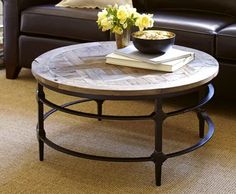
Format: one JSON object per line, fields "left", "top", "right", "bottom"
{"left": 216, "top": 24, "right": 236, "bottom": 61}
{"left": 152, "top": 11, "right": 235, "bottom": 55}
{"left": 21, "top": 5, "right": 110, "bottom": 41}
{"left": 56, "top": 0, "right": 133, "bottom": 9}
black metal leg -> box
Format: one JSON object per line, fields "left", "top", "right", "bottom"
{"left": 197, "top": 110, "right": 205, "bottom": 138}
{"left": 152, "top": 98, "right": 167, "bottom": 186}
{"left": 96, "top": 100, "right": 104, "bottom": 121}
{"left": 39, "top": 140, "right": 44, "bottom": 161}
{"left": 37, "top": 83, "right": 46, "bottom": 161}
{"left": 197, "top": 90, "right": 206, "bottom": 138}
{"left": 155, "top": 159, "right": 163, "bottom": 186}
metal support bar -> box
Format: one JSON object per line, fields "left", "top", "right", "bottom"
{"left": 96, "top": 100, "right": 104, "bottom": 121}
{"left": 40, "top": 97, "right": 153, "bottom": 121}
{"left": 197, "top": 108, "right": 205, "bottom": 138}
{"left": 152, "top": 98, "right": 167, "bottom": 186}
{"left": 37, "top": 83, "right": 46, "bottom": 161}
{"left": 197, "top": 88, "right": 207, "bottom": 138}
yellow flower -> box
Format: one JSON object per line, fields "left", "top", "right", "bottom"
{"left": 135, "top": 14, "right": 154, "bottom": 31}
{"left": 97, "top": 9, "right": 107, "bottom": 22}
{"left": 97, "top": 4, "right": 154, "bottom": 34}
{"left": 112, "top": 26, "right": 123, "bottom": 35}
{"left": 125, "top": 5, "right": 137, "bottom": 17}
{"left": 122, "top": 22, "right": 128, "bottom": 29}
{"left": 101, "top": 18, "right": 113, "bottom": 31}
{"left": 117, "top": 5, "right": 129, "bottom": 22}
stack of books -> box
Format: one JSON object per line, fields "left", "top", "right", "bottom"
{"left": 106, "top": 44, "right": 195, "bottom": 72}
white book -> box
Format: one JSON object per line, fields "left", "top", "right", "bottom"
{"left": 114, "top": 44, "right": 194, "bottom": 64}
{"left": 106, "top": 53, "right": 194, "bottom": 72}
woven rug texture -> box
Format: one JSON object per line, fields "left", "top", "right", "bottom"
{"left": 0, "top": 69, "right": 235, "bottom": 194}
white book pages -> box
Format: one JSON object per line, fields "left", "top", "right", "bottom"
{"left": 114, "top": 44, "right": 194, "bottom": 64}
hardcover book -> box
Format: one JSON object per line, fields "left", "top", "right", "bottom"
{"left": 106, "top": 53, "right": 194, "bottom": 72}
{"left": 114, "top": 44, "right": 194, "bottom": 65}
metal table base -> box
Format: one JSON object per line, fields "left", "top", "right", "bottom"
{"left": 36, "top": 82, "right": 214, "bottom": 186}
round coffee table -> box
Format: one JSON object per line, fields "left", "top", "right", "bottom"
{"left": 32, "top": 42, "right": 218, "bottom": 186}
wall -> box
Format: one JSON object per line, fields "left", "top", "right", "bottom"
{"left": 0, "top": 2, "right": 2, "bottom": 25}
{"left": 0, "top": 2, "right": 2, "bottom": 44}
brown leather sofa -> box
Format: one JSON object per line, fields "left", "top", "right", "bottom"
{"left": 3, "top": 0, "right": 236, "bottom": 98}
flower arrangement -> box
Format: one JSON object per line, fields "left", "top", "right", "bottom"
{"left": 97, "top": 4, "right": 154, "bottom": 35}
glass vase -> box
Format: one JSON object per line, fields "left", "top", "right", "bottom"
{"left": 115, "top": 29, "right": 130, "bottom": 49}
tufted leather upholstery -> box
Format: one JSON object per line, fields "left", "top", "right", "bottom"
{"left": 152, "top": 11, "right": 235, "bottom": 55}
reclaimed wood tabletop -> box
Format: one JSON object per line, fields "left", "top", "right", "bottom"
{"left": 32, "top": 42, "right": 219, "bottom": 97}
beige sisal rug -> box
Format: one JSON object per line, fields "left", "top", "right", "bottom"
{"left": 0, "top": 69, "right": 235, "bottom": 194}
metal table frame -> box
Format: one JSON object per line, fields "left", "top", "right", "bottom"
{"left": 36, "top": 82, "right": 214, "bottom": 186}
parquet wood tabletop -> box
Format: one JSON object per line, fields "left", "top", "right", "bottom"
{"left": 32, "top": 42, "right": 218, "bottom": 97}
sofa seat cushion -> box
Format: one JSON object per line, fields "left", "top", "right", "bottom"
{"left": 21, "top": 5, "right": 110, "bottom": 41}
{"left": 216, "top": 24, "right": 236, "bottom": 61}
{"left": 153, "top": 11, "right": 235, "bottom": 55}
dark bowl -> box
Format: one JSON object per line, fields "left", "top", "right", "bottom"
{"left": 132, "top": 30, "right": 176, "bottom": 54}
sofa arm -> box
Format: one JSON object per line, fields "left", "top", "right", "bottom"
{"left": 3, "top": 0, "right": 60, "bottom": 78}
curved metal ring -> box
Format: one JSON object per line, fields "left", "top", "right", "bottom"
{"left": 40, "top": 135, "right": 152, "bottom": 162}
{"left": 166, "top": 111, "right": 214, "bottom": 158}
{"left": 39, "top": 96, "right": 153, "bottom": 121}
{"left": 37, "top": 84, "right": 214, "bottom": 162}
{"left": 167, "top": 84, "right": 214, "bottom": 117}
{"left": 38, "top": 110, "right": 214, "bottom": 162}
